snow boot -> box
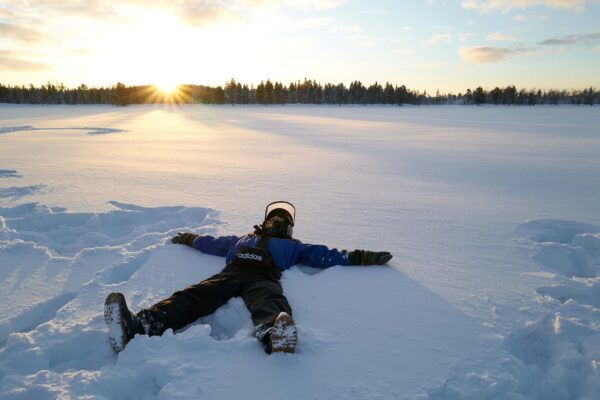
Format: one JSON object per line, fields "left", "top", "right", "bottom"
{"left": 104, "top": 292, "right": 144, "bottom": 353}
{"left": 268, "top": 312, "right": 297, "bottom": 354}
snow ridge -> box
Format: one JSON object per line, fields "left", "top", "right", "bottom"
{"left": 0, "top": 185, "right": 47, "bottom": 200}
{"left": 0, "top": 170, "right": 21, "bottom": 178}
{"left": 0, "top": 126, "right": 127, "bottom": 135}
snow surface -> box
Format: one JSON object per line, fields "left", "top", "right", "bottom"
{"left": 0, "top": 104, "right": 599, "bottom": 399}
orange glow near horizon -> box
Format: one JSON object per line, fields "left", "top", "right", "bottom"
{"left": 147, "top": 83, "right": 191, "bottom": 104}
{"left": 155, "top": 81, "right": 180, "bottom": 95}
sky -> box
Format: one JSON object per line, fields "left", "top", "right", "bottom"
{"left": 0, "top": 0, "right": 599, "bottom": 93}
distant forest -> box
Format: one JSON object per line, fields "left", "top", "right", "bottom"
{"left": 0, "top": 79, "right": 597, "bottom": 106}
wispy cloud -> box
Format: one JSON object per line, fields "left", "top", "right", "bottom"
{"left": 425, "top": 33, "right": 452, "bottom": 45}
{"left": 2, "top": 0, "right": 117, "bottom": 20}
{"left": 177, "top": 2, "right": 244, "bottom": 26}
{"left": 1, "top": 0, "right": 347, "bottom": 28}
{"left": 487, "top": 32, "right": 519, "bottom": 41}
{"left": 0, "top": 51, "right": 50, "bottom": 71}
{"left": 513, "top": 13, "right": 549, "bottom": 21}
{"left": 281, "top": 0, "right": 346, "bottom": 10}
{"left": 460, "top": 45, "right": 533, "bottom": 63}
{"left": 462, "top": 30, "right": 598, "bottom": 63}
{"left": 461, "top": 0, "right": 595, "bottom": 12}
{"left": 0, "top": 7, "right": 15, "bottom": 18}
{"left": 539, "top": 31, "right": 600, "bottom": 45}
{"left": 0, "top": 22, "right": 44, "bottom": 44}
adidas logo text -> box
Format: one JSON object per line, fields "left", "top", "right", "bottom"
{"left": 237, "top": 253, "right": 263, "bottom": 261}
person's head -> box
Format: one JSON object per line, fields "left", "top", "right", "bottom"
{"left": 254, "top": 201, "right": 295, "bottom": 239}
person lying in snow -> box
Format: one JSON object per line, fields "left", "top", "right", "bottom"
{"left": 104, "top": 201, "right": 392, "bottom": 354}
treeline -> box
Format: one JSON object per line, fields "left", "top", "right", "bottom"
{"left": 0, "top": 80, "right": 597, "bottom": 106}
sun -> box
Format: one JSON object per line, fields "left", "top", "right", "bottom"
{"left": 147, "top": 78, "right": 191, "bottom": 104}
{"left": 155, "top": 81, "right": 179, "bottom": 95}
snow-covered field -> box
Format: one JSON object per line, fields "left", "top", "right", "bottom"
{"left": 0, "top": 104, "right": 599, "bottom": 399}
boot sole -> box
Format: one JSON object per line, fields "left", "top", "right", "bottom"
{"left": 270, "top": 313, "right": 297, "bottom": 354}
{"left": 104, "top": 292, "right": 128, "bottom": 353}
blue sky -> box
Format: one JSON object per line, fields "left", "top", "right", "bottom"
{"left": 0, "top": 0, "right": 599, "bottom": 92}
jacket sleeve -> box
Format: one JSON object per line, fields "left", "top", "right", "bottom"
{"left": 295, "top": 242, "right": 349, "bottom": 269}
{"left": 192, "top": 235, "right": 239, "bottom": 257}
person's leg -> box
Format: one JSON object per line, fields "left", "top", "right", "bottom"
{"left": 104, "top": 292, "right": 145, "bottom": 353}
{"left": 241, "top": 279, "right": 296, "bottom": 353}
{"left": 139, "top": 271, "right": 243, "bottom": 335}
{"left": 241, "top": 279, "right": 292, "bottom": 327}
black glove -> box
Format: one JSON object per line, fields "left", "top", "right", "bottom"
{"left": 348, "top": 250, "right": 393, "bottom": 265}
{"left": 171, "top": 232, "right": 198, "bottom": 247}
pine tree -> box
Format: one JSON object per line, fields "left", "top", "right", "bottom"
{"left": 114, "top": 82, "right": 129, "bottom": 106}
{"left": 473, "top": 87, "right": 485, "bottom": 105}
{"left": 265, "top": 80, "right": 274, "bottom": 104}
{"left": 256, "top": 81, "right": 265, "bottom": 105}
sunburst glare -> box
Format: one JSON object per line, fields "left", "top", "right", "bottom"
{"left": 155, "top": 81, "right": 179, "bottom": 95}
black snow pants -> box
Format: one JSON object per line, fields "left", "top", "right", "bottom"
{"left": 138, "top": 236, "right": 292, "bottom": 341}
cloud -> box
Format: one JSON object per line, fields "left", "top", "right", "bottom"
{"left": 282, "top": 0, "right": 346, "bottom": 9}
{"left": 539, "top": 31, "right": 600, "bottom": 45}
{"left": 1, "top": 0, "right": 346, "bottom": 29}
{"left": 513, "top": 13, "right": 549, "bottom": 21}
{"left": 0, "top": 52, "right": 50, "bottom": 71}
{"left": 487, "top": 32, "right": 519, "bottom": 41}
{"left": 460, "top": 0, "right": 596, "bottom": 12}
{"left": 0, "top": 7, "right": 15, "bottom": 17}
{"left": 177, "top": 0, "right": 347, "bottom": 25}
{"left": 176, "top": 1, "right": 244, "bottom": 26}
{"left": 0, "top": 22, "right": 44, "bottom": 43}
{"left": 425, "top": 33, "right": 452, "bottom": 45}
{"left": 460, "top": 45, "right": 533, "bottom": 63}
{"left": 2, "top": 0, "right": 117, "bottom": 20}
{"left": 462, "top": 30, "right": 600, "bottom": 64}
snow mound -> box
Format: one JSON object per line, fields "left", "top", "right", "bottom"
{"left": 427, "top": 219, "right": 600, "bottom": 399}
{"left": 507, "top": 220, "right": 600, "bottom": 399}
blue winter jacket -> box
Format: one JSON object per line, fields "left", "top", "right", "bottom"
{"left": 192, "top": 234, "right": 349, "bottom": 270}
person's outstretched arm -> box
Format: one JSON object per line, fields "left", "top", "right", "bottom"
{"left": 171, "top": 232, "right": 239, "bottom": 257}
{"left": 346, "top": 249, "right": 393, "bottom": 266}
{"left": 296, "top": 242, "right": 392, "bottom": 268}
